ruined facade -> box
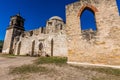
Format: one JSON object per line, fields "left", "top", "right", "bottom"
{"left": 66, "top": 0, "right": 120, "bottom": 65}
{"left": 2, "top": 0, "right": 120, "bottom": 65}
{"left": 2, "top": 15, "right": 67, "bottom": 56}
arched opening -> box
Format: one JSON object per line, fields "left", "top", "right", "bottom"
{"left": 30, "top": 31, "right": 33, "bottom": 36}
{"left": 17, "top": 42, "right": 21, "bottom": 55}
{"left": 78, "top": 5, "right": 98, "bottom": 40}
{"left": 39, "top": 43, "right": 43, "bottom": 50}
{"left": 116, "top": 0, "right": 120, "bottom": 15}
{"left": 38, "top": 42, "right": 43, "bottom": 56}
{"left": 51, "top": 39, "right": 54, "bottom": 56}
{"left": 80, "top": 7, "right": 97, "bottom": 30}
{"left": 60, "top": 24, "right": 63, "bottom": 30}
{"left": 31, "top": 41, "right": 35, "bottom": 56}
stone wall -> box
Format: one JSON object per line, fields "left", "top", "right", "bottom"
{"left": 14, "top": 27, "right": 67, "bottom": 57}
{"left": 3, "top": 15, "right": 67, "bottom": 57}
{"left": 66, "top": 0, "right": 120, "bottom": 65}
{"left": 13, "top": 16, "right": 68, "bottom": 57}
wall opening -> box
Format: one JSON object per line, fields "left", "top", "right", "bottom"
{"left": 30, "top": 31, "right": 33, "bottom": 36}
{"left": 31, "top": 41, "right": 35, "bottom": 56}
{"left": 80, "top": 7, "right": 97, "bottom": 30}
{"left": 41, "top": 27, "right": 44, "bottom": 33}
{"left": 48, "top": 22, "right": 52, "bottom": 26}
{"left": 16, "top": 20, "right": 21, "bottom": 26}
{"left": 79, "top": 6, "right": 97, "bottom": 41}
{"left": 38, "top": 42, "right": 43, "bottom": 56}
{"left": 39, "top": 43, "right": 43, "bottom": 50}
{"left": 116, "top": 0, "right": 120, "bottom": 15}
{"left": 51, "top": 39, "right": 54, "bottom": 56}
{"left": 60, "top": 24, "right": 63, "bottom": 30}
{"left": 17, "top": 42, "right": 21, "bottom": 55}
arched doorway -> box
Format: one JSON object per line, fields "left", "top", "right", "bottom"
{"left": 17, "top": 42, "right": 21, "bottom": 55}
{"left": 51, "top": 39, "right": 54, "bottom": 56}
{"left": 31, "top": 41, "right": 35, "bottom": 56}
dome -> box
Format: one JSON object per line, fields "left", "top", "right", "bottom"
{"left": 49, "top": 16, "right": 63, "bottom": 21}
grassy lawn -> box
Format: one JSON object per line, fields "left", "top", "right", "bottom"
{"left": 9, "top": 56, "right": 120, "bottom": 80}
{"left": 34, "top": 56, "right": 67, "bottom": 65}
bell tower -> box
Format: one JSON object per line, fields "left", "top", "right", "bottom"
{"left": 2, "top": 14, "right": 25, "bottom": 54}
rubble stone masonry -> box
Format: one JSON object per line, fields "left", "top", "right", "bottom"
{"left": 66, "top": 0, "right": 120, "bottom": 65}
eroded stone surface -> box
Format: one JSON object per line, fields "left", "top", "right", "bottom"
{"left": 2, "top": 15, "right": 67, "bottom": 57}
{"left": 66, "top": 0, "right": 120, "bottom": 65}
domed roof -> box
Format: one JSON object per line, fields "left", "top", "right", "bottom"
{"left": 49, "top": 16, "right": 63, "bottom": 21}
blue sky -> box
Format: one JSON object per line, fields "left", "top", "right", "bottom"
{"left": 80, "top": 9, "right": 97, "bottom": 30}
{"left": 0, "top": 0, "right": 120, "bottom": 40}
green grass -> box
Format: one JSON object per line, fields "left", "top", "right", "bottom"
{"left": 70, "top": 65, "right": 120, "bottom": 76}
{"left": 10, "top": 56, "right": 120, "bottom": 77}
{"left": 0, "top": 54, "right": 16, "bottom": 58}
{"left": 34, "top": 57, "right": 67, "bottom": 65}
{"left": 10, "top": 64, "right": 48, "bottom": 74}
{"left": 10, "top": 57, "right": 67, "bottom": 74}
{"left": 90, "top": 67, "right": 120, "bottom": 76}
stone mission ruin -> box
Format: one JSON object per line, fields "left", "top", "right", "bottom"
{"left": 2, "top": 15, "right": 67, "bottom": 57}
{"left": 2, "top": 0, "right": 120, "bottom": 66}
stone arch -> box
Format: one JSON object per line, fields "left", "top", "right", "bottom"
{"left": 31, "top": 40, "right": 35, "bottom": 56}
{"left": 38, "top": 42, "right": 43, "bottom": 56}
{"left": 78, "top": 5, "right": 98, "bottom": 30}
{"left": 51, "top": 39, "right": 54, "bottom": 56}
{"left": 17, "top": 41, "right": 21, "bottom": 55}
{"left": 39, "top": 43, "right": 43, "bottom": 50}
{"left": 60, "top": 24, "right": 63, "bottom": 30}
{"left": 78, "top": 4, "right": 98, "bottom": 17}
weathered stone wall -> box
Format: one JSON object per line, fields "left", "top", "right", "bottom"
{"left": 66, "top": 0, "right": 120, "bottom": 65}
{"left": 2, "top": 14, "right": 24, "bottom": 54}
{"left": 14, "top": 28, "right": 67, "bottom": 57}
{"left": 2, "top": 28, "right": 14, "bottom": 53}
{"left": 3, "top": 15, "right": 67, "bottom": 57}
{"left": 13, "top": 16, "right": 67, "bottom": 57}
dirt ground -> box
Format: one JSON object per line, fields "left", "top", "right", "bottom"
{"left": 0, "top": 56, "right": 36, "bottom": 80}
{"left": 0, "top": 55, "right": 120, "bottom": 80}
